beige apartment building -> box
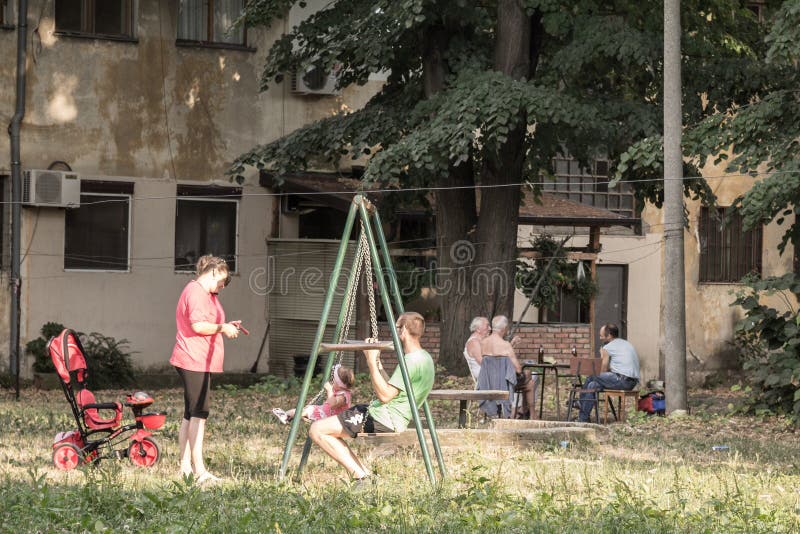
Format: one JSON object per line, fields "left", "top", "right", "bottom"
{"left": 0, "top": 0, "right": 381, "bottom": 375}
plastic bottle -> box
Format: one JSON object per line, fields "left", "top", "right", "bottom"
{"left": 538, "top": 346, "right": 544, "bottom": 363}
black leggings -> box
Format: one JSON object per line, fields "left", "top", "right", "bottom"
{"left": 175, "top": 367, "right": 211, "bottom": 420}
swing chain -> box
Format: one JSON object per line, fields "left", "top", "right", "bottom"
{"left": 311, "top": 221, "right": 381, "bottom": 405}
{"left": 360, "top": 226, "right": 379, "bottom": 340}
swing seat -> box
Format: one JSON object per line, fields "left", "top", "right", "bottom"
{"left": 356, "top": 431, "right": 405, "bottom": 438}
{"left": 319, "top": 341, "right": 395, "bottom": 353}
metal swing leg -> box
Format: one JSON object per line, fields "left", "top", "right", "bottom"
{"left": 279, "top": 201, "right": 359, "bottom": 480}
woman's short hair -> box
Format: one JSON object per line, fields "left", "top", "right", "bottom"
{"left": 196, "top": 255, "right": 230, "bottom": 285}
{"left": 397, "top": 311, "right": 425, "bottom": 337}
{"left": 469, "top": 316, "right": 489, "bottom": 332}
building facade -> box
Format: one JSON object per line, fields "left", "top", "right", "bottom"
{"left": 0, "top": 0, "right": 381, "bottom": 375}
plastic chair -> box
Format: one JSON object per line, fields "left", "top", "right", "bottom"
{"left": 565, "top": 357, "right": 603, "bottom": 423}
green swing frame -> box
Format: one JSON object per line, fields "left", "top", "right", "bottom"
{"left": 278, "top": 195, "right": 446, "bottom": 485}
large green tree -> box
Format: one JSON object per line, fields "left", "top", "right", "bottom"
{"left": 233, "top": 0, "right": 764, "bottom": 373}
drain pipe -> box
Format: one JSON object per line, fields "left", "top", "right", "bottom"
{"left": 8, "top": 0, "right": 29, "bottom": 400}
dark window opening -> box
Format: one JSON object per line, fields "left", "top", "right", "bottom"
{"left": 747, "top": 1, "right": 765, "bottom": 22}
{"left": 65, "top": 193, "right": 130, "bottom": 271}
{"left": 298, "top": 206, "right": 348, "bottom": 240}
{"left": 541, "top": 289, "right": 588, "bottom": 324}
{"left": 177, "top": 0, "right": 246, "bottom": 46}
{"left": 175, "top": 199, "right": 238, "bottom": 272}
{"left": 55, "top": 0, "right": 135, "bottom": 38}
{"left": 1, "top": 1, "right": 12, "bottom": 26}
{"left": 699, "top": 206, "right": 762, "bottom": 283}
{"left": 0, "top": 175, "right": 6, "bottom": 269}
{"left": 392, "top": 215, "right": 435, "bottom": 249}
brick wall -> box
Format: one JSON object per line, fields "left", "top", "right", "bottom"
{"left": 376, "top": 322, "right": 440, "bottom": 371}
{"left": 371, "top": 322, "right": 590, "bottom": 373}
{"left": 511, "top": 323, "right": 592, "bottom": 362}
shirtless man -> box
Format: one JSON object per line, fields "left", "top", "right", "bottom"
{"left": 463, "top": 316, "right": 491, "bottom": 383}
{"left": 480, "top": 315, "right": 537, "bottom": 418}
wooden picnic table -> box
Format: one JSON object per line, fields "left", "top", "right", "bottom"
{"left": 427, "top": 389, "right": 509, "bottom": 428}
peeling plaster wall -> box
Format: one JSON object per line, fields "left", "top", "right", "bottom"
{"left": 676, "top": 158, "right": 796, "bottom": 379}
{"left": 0, "top": 1, "right": 383, "bottom": 374}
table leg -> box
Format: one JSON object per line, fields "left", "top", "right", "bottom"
{"left": 538, "top": 370, "right": 546, "bottom": 419}
{"left": 458, "top": 399, "right": 467, "bottom": 428}
{"left": 554, "top": 369, "right": 561, "bottom": 420}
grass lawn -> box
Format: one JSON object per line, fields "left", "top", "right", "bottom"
{"left": 1, "top": 376, "right": 799, "bottom": 533}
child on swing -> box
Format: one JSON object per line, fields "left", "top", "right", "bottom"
{"left": 272, "top": 364, "right": 355, "bottom": 424}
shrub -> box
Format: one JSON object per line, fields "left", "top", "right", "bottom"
{"left": 26, "top": 322, "right": 66, "bottom": 373}
{"left": 81, "top": 333, "right": 136, "bottom": 390}
{"left": 26, "top": 323, "right": 136, "bottom": 389}
{"left": 732, "top": 273, "right": 800, "bottom": 423}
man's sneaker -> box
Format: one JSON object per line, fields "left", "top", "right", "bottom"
{"left": 272, "top": 408, "right": 289, "bottom": 424}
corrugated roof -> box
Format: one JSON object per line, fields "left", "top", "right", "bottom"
{"left": 261, "top": 171, "right": 639, "bottom": 228}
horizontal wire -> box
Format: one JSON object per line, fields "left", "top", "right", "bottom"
{"left": 2, "top": 167, "right": 795, "bottom": 206}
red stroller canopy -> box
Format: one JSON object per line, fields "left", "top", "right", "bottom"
{"left": 49, "top": 329, "right": 87, "bottom": 384}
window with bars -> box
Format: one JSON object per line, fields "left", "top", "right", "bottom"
{"left": 177, "top": 0, "right": 246, "bottom": 46}
{"left": 55, "top": 0, "right": 135, "bottom": 38}
{"left": 541, "top": 158, "right": 637, "bottom": 219}
{"left": 699, "top": 207, "right": 762, "bottom": 283}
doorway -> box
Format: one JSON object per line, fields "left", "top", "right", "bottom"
{"left": 595, "top": 264, "right": 627, "bottom": 350}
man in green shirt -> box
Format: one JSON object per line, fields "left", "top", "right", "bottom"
{"left": 308, "top": 311, "right": 434, "bottom": 482}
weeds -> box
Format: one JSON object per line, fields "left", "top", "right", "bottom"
{"left": 1, "top": 386, "right": 799, "bottom": 532}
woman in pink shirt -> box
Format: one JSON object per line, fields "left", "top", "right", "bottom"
{"left": 170, "top": 255, "right": 241, "bottom": 484}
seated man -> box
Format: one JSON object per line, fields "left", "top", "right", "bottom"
{"left": 463, "top": 316, "right": 490, "bottom": 384}
{"left": 578, "top": 323, "right": 640, "bottom": 422}
{"left": 308, "top": 311, "right": 434, "bottom": 482}
{"left": 479, "top": 315, "right": 537, "bottom": 418}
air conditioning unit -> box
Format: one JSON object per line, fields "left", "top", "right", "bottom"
{"left": 22, "top": 170, "right": 81, "bottom": 208}
{"left": 291, "top": 65, "right": 341, "bottom": 96}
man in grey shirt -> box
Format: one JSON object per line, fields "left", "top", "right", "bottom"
{"left": 578, "top": 323, "right": 640, "bottom": 422}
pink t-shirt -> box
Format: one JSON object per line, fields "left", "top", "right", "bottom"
{"left": 170, "top": 280, "right": 226, "bottom": 373}
{"left": 308, "top": 389, "right": 352, "bottom": 421}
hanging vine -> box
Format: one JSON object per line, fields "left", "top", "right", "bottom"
{"left": 515, "top": 234, "right": 598, "bottom": 312}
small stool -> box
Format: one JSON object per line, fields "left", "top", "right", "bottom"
{"left": 602, "top": 389, "right": 640, "bottom": 423}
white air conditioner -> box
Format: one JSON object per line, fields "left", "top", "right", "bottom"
{"left": 22, "top": 170, "right": 81, "bottom": 208}
{"left": 290, "top": 65, "right": 341, "bottom": 96}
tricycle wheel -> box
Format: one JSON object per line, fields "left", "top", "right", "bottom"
{"left": 53, "top": 443, "right": 83, "bottom": 470}
{"left": 128, "top": 437, "right": 160, "bottom": 467}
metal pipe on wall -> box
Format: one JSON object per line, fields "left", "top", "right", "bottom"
{"left": 8, "top": 0, "right": 29, "bottom": 400}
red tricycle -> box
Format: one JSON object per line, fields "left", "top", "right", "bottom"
{"left": 49, "top": 329, "right": 165, "bottom": 470}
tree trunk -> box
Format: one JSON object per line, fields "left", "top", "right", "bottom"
{"left": 475, "top": 0, "right": 531, "bottom": 318}
{"left": 434, "top": 163, "right": 477, "bottom": 373}
{"left": 421, "top": 24, "right": 479, "bottom": 374}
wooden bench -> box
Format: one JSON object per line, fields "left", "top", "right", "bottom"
{"left": 426, "top": 389, "right": 510, "bottom": 428}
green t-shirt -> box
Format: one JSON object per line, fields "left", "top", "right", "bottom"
{"left": 368, "top": 349, "right": 434, "bottom": 431}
